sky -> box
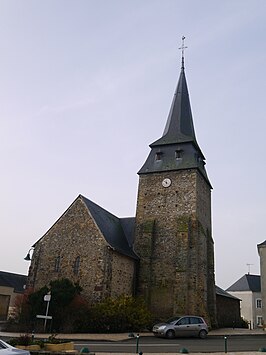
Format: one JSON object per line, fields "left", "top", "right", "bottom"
{"left": 1, "top": 0, "right": 266, "bottom": 290}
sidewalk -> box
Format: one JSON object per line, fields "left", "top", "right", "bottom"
{"left": 1, "top": 327, "right": 264, "bottom": 341}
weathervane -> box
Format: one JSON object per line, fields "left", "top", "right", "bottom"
{"left": 178, "top": 36, "right": 187, "bottom": 69}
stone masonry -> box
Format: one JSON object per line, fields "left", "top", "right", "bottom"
{"left": 27, "top": 196, "right": 135, "bottom": 304}
{"left": 134, "top": 169, "right": 216, "bottom": 325}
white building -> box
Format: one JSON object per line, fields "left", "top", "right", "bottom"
{"left": 257, "top": 240, "right": 266, "bottom": 330}
{"left": 227, "top": 274, "right": 262, "bottom": 329}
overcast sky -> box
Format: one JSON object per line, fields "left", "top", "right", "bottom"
{"left": 1, "top": 0, "right": 266, "bottom": 290}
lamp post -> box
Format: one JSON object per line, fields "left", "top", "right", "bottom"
{"left": 224, "top": 336, "right": 227, "bottom": 353}
{"left": 136, "top": 334, "right": 140, "bottom": 354}
{"left": 24, "top": 247, "right": 34, "bottom": 261}
{"left": 128, "top": 333, "right": 140, "bottom": 354}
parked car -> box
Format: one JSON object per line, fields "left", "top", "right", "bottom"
{"left": 152, "top": 315, "right": 208, "bottom": 339}
{"left": 0, "top": 340, "right": 30, "bottom": 355}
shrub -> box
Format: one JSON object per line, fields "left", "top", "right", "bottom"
{"left": 83, "top": 295, "right": 152, "bottom": 333}
{"left": 9, "top": 334, "right": 32, "bottom": 346}
{"left": 6, "top": 278, "right": 152, "bottom": 333}
{"left": 239, "top": 317, "right": 249, "bottom": 329}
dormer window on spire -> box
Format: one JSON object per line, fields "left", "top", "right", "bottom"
{"left": 175, "top": 148, "right": 183, "bottom": 159}
{"left": 155, "top": 151, "right": 163, "bottom": 161}
{"left": 197, "top": 155, "right": 206, "bottom": 166}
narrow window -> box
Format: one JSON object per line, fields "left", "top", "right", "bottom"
{"left": 73, "top": 256, "right": 80, "bottom": 275}
{"left": 54, "top": 256, "right": 60, "bottom": 272}
{"left": 175, "top": 149, "right": 182, "bottom": 159}
{"left": 155, "top": 152, "right": 162, "bottom": 161}
{"left": 257, "top": 316, "right": 263, "bottom": 326}
{"left": 256, "top": 298, "right": 262, "bottom": 308}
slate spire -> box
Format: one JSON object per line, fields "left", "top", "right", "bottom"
{"left": 138, "top": 43, "right": 211, "bottom": 187}
{"left": 152, "top": 35, "right": 197, "bottom": 147}
{"left": 151, "top": 61, "right": 197, "bottom": 147}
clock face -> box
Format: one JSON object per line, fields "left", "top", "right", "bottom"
{"left": 162, "top": 178, "right": 171, "bottom": 188}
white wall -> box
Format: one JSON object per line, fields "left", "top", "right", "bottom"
{"left": 228, "top": 291, "right": 254, "bottom": 328}
{"left": 258, "top": 244, "right": 266, "bottom": 329}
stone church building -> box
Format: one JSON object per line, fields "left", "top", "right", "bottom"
{"left": 26, "top": 54, "right": 217, "bottom": 326}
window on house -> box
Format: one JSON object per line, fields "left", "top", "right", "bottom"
{"left": 73, "top": 256, "right": 80, "bottom": 275}
{"left": 257, "top": 316, "right": 263, "bottom": 326}
{"left": 256, "top": 298, "right": 262, "bottom": 308}
{"left": 54, "top": 256, "right": 61, "bottom": 272}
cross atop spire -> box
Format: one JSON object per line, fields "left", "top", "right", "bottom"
{"left": 138, "top": 40, "right": 211, "bottom": 187}
{"left": 178, "top": 36, "right": 187, "bottom": 69}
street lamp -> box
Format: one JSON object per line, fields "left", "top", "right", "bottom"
{"left": 24, "top": 247, "right": 34, "bottom": 261}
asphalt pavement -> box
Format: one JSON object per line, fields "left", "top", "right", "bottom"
{"left": 1, "top": 327, "right": 266, "bottom": 355}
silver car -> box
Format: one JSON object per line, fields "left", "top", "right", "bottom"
{"left": 0, "top": 340, "right": 30, "bottom": 355}
{"left": 152, "top": 315, "right": 208, "bottom": 339}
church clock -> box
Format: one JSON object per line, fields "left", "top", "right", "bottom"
{"left": 162, "top": 178, "right": 171, "bottom": 187}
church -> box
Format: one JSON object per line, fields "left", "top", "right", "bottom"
{"left": 26, "top": 49, "right": 217, "bottom": 327}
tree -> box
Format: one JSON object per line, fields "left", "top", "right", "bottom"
{"left": 25, "top": 278, "right": 85, "bottom": 332}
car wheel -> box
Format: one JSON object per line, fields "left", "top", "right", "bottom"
{"left": 166, "top": 329, "right": 175, "bottom": 339}
{"left": 199, "top": 329, "right": 207, "bottom": 339}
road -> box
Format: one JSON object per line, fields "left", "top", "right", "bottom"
{"left": 74, "top": 335, "right": 266, "bottom": 353}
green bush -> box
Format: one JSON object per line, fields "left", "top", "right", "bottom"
{"left": 80, "top": 295, "right": 152, "bottom": 333}
{"left": 7, "top": 338, "right": 19, "bottom": 347}
{"left": 239, "top": 317, "right": 249, "bottom": 329}
{"left": 8, "top": 334, "right": 33, "bottom": 346}
{"left": 6, "top": 278, "right": 152, "bottom": 333}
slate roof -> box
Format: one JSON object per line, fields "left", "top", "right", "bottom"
{"left": 258, "top": 240, "right": 266, "bottom": 247}
{"left": 257, "top": 240, "right": 266, "bottom": 252}
{"left": 120, "top": 217, "right": 135, "bottom": 248}
{"left": 226, "top": 274, "right": 261, "bottom": 293}
{"left": 138, "top": 60, "right": 211, "bottom": 188}
{"left": 216, "top": 285, "right": 240, "bottom": 300}
{"left": 151, "top": 65, "right": 198, "bottom": 148}
{"left": 0, "top": 271, "right": 27, "bottom": 293}
{"left": 80, "top": 195, "right": 138, "bottom": 259}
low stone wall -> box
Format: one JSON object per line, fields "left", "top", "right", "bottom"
{"left": 16, "top": 345, "right": 41, "bottom": 351}
{"left": 44, "top": 342, "right": 74, "bottom": 351}
{"left": 16, "top": 342, "right": 83, "bottom": 355}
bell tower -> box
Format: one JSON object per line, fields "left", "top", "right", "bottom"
{"left": 134, "top": 39, "right": 217, "bottom": 326}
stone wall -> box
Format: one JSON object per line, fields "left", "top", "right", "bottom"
{"left": 216, "top": 294, "right": 241, "bottom": 328}
{"left": 134, "top": 169, "right": 216, "bottom": 324}
{"left": 110, "top": 252, "right": 136, "bottom": 298}
{"left": 27, "top": 196, "right": 135, "bottom": 304}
